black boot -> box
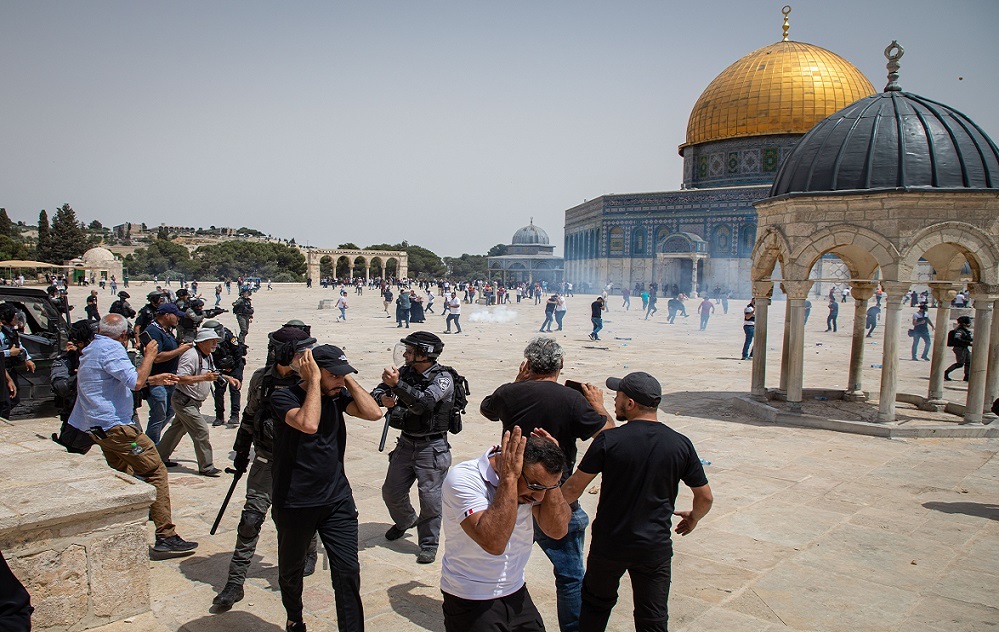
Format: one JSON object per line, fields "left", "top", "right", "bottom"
{"left": 212, "top": 582, "right": 244, "bottom": 609}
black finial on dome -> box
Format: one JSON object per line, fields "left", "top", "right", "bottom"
{"left": 884, "top": 41, "right": 904, "bottom": 92}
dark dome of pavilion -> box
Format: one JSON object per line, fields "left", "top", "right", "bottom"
{"left": 770, "top": 90, "right": 999, "bottom": 197}
{"left": 512, "top": 220, "right": 550, "bottom": 245}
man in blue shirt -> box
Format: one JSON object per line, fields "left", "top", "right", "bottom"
{"left": 144, "top": 303, "right": 194, "bottom": 444}
{"left": 69, "top": 314, "right": 198, "bottom": 555}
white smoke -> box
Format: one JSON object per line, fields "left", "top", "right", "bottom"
{"left": 468, "top": 307, "right": 518, "bottom": 324}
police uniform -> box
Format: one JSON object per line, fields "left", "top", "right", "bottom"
{"left": 177, "top": 302, "right": 205, "bottom": 344}
{"left": 232, "top": 294, "right": 254, "bottom": 344}
{"left": 109, "top": 294, "right": 136, "bottom": 319}
{"left": 217, "top": 364, "right": 318, "bottom": 605}
{"left": 212, "top": 326, "right": 247, "bottom": 425}
{"left": 372, "top": 334, "right": 454, "bottom": 560}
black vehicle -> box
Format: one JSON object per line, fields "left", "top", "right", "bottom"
{"left": 1, "top": 287, "right": 70, "bottom": 402}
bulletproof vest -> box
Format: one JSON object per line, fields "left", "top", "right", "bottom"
{"left": 135, "top": 305, "right": 155, "bottom": 330}
{"left": 179, "top": 308, "right": 202, "bottom": 331}
{"left": 212, "top": 328, "right": 244, "bottom": 372}
{"left": 233, "top": 298, "right": 253, "bottom": 316}
{"left": 388, "top": 364, "right": 454, "bottom": 436}
{"left": 175, "top": 298, "right": 189, "bottom": 312}
{"left": 252, "top": 371, "right": 299, "bottom": 458}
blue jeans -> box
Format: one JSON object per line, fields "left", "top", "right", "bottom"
{"left": 535, "top": 505, "right": 589, "bottom": 632}
{"left": 741, "top": 325, "right": 755, "bottom": 360}
{"left": 911, "top": 330, "right": 931, "bottom": 359}
{"left": 554, "top": 310, "right": 566, "bottom": 330}
{"left": 541, "top": 312, "right": 554, "bottom": 332}
{"left": 145, "top": 384, "right": 175, "bottom": 445}
{"left": 590, "top": 317, "right": 603, "bottom": 339}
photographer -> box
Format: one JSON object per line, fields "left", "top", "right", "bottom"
{"left": 0, "top": 304, "right": 35, "bottom": 415}
{"left": 50, "top": 320, "right": 100, "bottom": 454}
{"left": 156, "top": 329, "right": 240, "bottom": 477}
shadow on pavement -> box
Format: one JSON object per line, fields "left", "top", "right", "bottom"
{"left": 387, "top": 580, "right": 444, "bottom": 632}
{"left": 358, "top": 521, "right": 420, "bottom": 554}
{"left": 923, "top": 501, "right": 999, "bottom": 521}
{"left": 181, "top": 610, "right": 284, "bottom": 631}
{"left": 179, "top": 551, "right": 280, "bottom": 593}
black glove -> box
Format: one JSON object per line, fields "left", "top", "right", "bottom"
{"left": 233, "top": 452, "right": 250, "bottom": 474}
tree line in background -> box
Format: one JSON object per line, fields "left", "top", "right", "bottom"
{"left": 0, "top": 205, "right": 513, "bottom": 281}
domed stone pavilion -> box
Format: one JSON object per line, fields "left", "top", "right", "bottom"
{"left": 750, "top": 42, "right": 999, "bottom": 426}
{"left": 564, "top": 7, "right": 876, "bottom": 297}
{"left": 68, "top": 246, "right": 124, "bottom": 285}
{"left": 487, "top": 219, "right": 564, "bottom": 285}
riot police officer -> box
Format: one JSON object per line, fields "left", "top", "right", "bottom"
{"left": 177, "top": 298, "right": 206, "bottom": 344}
{"left": 174, "top": 288, "right": 190, "bottom": 312}
{"left": 203, "top": 319, "right": 247, "bottom": 427}
{"left": 371, "top": 331, "right": 454, "bottom": 564}
{"left": 50, "top": 320, "right": 99, "bottom": 454}
{"left": 134, "top": 291, "right": 166, "bottom": 336}
{"left": 232, "top": 288, "right": 254, "bottom": 345}
{"left": 213, "top": 325, "right": 319, "bottom": 610}
{"left": 109, "top": 291, "right": 136, "bottom": 319}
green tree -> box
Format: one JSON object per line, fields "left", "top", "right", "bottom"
{"left": 0, "top": 209, "right": 19, "bottom": 239}
{"left": 44, "top": 204, "right": 93, "bottom": 263}
{"left": 487, "top": 243, "right": 508, "bottom": 257}
{"left": 0, "top": 235, "right": 29, "bottom": 260}
{"left": 157, "top": 226, "right": 169, "bottom": 241}
{"left": 36, "top": 210, "right": 51, "bottom": 262}
{"left": 319, "top": 255, "right": 334, "bottom": 278}
{"left": 365, "top": 242, "right": 444, "bottom": 278}
{"left": 89, "top": 219, "right": 103, "bottom": 231}
{"left": 338, "top": 242, "right": 359, "bottom": 250}
{"left": 190, "top": 241, "right": 306, "bottom": 281}
{"left": 125, "top": 239, "right": 194, "bottom": 276}
{"left": 443, "top": 253, "right": 488, "bottom": 278}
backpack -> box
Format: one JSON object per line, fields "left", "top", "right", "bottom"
{"left": 946, "top": 329, "right": 958, "bottom": 347}
{"left": 438, "top": 364, "right": 470, "bottom": 434}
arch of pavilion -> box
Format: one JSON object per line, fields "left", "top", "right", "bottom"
{"left": 306, "top": 248, "right": 408, "bottom": 283}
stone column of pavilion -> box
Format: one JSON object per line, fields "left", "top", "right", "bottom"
{"left": 779, "top": 300, "right": 791, "bottom": 394}
{"left": 877, "top": 281, "right": 911, "bottom": 422}
{"left": 845, "top": 281, "right": 878, "bottom": 401}
{"left": 964, "top": 284, "right": 999, "bottom": 424}
{"left": 781, "top": 280, "right": 814, "bottom": 413}
{"left": 984, "top": 296, "right": 999, "bottom": 422}
{"left": 926, "top": 282, "right": 961, "bottom": 409}
{"left": 750, "top": 280, "right": 774, "bottom": 400}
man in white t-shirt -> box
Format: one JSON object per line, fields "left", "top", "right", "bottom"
{"left": 444, "top": 292, "right": 462, "bottom": 334}
{"left": 440, "top": 427, "right": 570, "bottom": 631}
{"left": 335, "top": 291, "right": 348, "bottom": 321}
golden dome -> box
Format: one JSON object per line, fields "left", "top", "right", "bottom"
{"left": 680, "top": 40, "right": 876, "bottom": 152}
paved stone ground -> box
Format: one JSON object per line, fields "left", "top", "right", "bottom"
{"left": 14, "top": 284, "right": 998, "bottom": 631}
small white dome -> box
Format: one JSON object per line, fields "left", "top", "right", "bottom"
{"left": 82, "top": 247, "right": 117, "bottom": 263}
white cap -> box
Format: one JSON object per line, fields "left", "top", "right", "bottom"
{"left": 194, "top": 329, "right": 222, "bottom": 343}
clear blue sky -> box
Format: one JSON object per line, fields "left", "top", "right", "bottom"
{"left": 2, "top": 0, "right": 996, "bottom": 257}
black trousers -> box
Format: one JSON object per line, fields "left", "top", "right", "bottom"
{"left": 272, "top": 498, "right": 363, "bottom": 630}
{"left": 442, "top": 585, "right": 545, "bottom": 632}
{"left": 579, "top": 552, "right": 671, "bottom": 632}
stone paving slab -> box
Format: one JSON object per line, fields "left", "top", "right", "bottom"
{"left": 9, "top": 284, "right": 996, "bottom": 631}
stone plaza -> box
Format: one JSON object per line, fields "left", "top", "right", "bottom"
{"left": 2, "top": 283, "right": 997, "bottom": 631}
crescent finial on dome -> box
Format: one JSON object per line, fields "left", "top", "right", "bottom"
{"left": 781, "top": 5, "right": 791, "bottom": 41}
{"left": 884, "top": 40, "right": 904, "bottom": 92}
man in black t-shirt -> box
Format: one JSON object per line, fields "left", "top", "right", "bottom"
{"left": 589, "top": 296, "right": 605, "bottom": 341}
{"left": 563, "top": 372, "right": 713, "bottom": 632}
{"left": 480, "top": 337, "right": 612, "bottom": 632}
{"left": 270, "top": 345, "right": 382, "bottom": 632}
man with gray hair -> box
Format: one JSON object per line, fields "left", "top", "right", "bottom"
{"left": 67, "top": 314, "right": 197, "bottom": 555}
{"left": 480, "top": 337, "right": 613, "bottom": 632}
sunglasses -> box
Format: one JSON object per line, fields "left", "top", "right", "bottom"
{"left": 521, "top": 472, "right": 561, "bottom": 492}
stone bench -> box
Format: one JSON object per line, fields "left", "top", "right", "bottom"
{"left": 318, "top": 299, "right": 337, "bottom": 309}
{"left": 0, "top": 423, "right": 155, "bottom": 631}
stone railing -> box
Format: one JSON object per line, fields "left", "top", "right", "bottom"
{"left": 0, "top": 422, "right": 155, "bottom": 630}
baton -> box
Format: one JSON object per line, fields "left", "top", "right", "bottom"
{"left": 210, "top": 467, "right": 243, "bottom": 535}
{"left": 378, "top": 410, "right": 391, "bottom": 452}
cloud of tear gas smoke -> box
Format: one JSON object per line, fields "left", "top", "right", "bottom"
{"left": 468, "top": 307, "right": 518, "bottom": 324}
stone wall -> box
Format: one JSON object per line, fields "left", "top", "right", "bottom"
{"left": 0, "top": 424, "right": 155, "bottom": 631}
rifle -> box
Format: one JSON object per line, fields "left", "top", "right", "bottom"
{"left": 204, "top": 307, "right": 228, "bottom": 318}
{"left": 210, "top": 467, "right": 243, "bottom": 535}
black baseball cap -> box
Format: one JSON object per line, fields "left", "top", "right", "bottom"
{"left": 311, "top": 345, "right": 357, "bottom": 376}
{"left": 606, "top": 372, "right": 662, "bottom": 407}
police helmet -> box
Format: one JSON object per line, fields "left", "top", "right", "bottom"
{"left": 957, "top": 316, "right": 972, "bottom": 325}
{"left": 400, "top": 331, "right": 444, "bottom": 360}
{"left": 175, "top": 288, "right": 190, "bottom": 298}
{"left": 147, "top": 291, "right": 165, "bottom": 303}
{"left": 283, "top": 319, "right": 312, "bottom": 335}
{"left": 118, "top": 291, "right": 130, "bottom": 299}
{"left": 190, "top": 298, "right": 204, "bottom": 308}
